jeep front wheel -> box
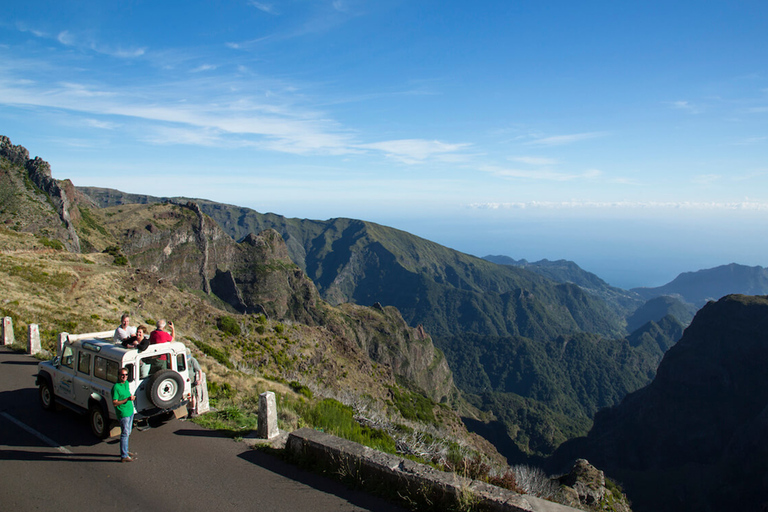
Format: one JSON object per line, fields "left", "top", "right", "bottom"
{"left": 147, "top": 370, "right": 184, "bottom": 409}
{"left": 39, "top": 380, "right": 55, "bottom": 411}
{"left": 89, "top": 404, "right": 110, "bottom": 439}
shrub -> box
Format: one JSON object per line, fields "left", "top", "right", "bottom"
{"left": 512, "top": 465, "right": 559, "bottom": 499}
{"left": 216, "top": 316, "right": 241, "bottom": 336}
{"left": 289, "top": 381, "right": 313, "bottom": 399}
{"left": 38, "top": 237, "right": 64, "bottom": 250}
{"left": 103, "top": 245, "right": 128, "bottom": 266}
{"left": 391, "top": 388, "right": 436, "bottom": 424}
{"left": 191, "top": 337, "right": 234, "bottom": 369}
{"left": 207, "top": 381, "right": 236, "bottom": 401}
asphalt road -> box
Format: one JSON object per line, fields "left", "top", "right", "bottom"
{"left": 0, "top": 346, "right": 405, "bottom": 511}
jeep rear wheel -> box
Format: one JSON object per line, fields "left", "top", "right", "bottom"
{"left": 39, "top": 380, "right": 55, "bottom": 411}
{"left": 147, "top": 370, "right": 184, "bottom": 409}
{"left": 89, "top": 404, "right": 110, "bottom": 439}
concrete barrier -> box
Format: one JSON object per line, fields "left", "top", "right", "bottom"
{"left": 2, "top": 317, "right": 14, "bottom": 346}
{"left": 286, "top": 428, "right": 578, "bottom": 512}
{"left": 27, "top": 324, "right": 41, "bottom": 355}
{"left": 257, "top": 391, "right": 278, "bottom": 439}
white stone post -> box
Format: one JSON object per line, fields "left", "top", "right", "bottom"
{"left": 197, "top": 372, "right": 210, "bottom": 415}
{"left": 2, "top": 317, "right": 14, "bottom": 346}
{"left": 258, "top": 391, "right": 279, "bottom": 440}
{"left": 57, "top": 333, "right": 69, "bottom": 357}
{"left": 28, "top": 324, "right": 41, "bottom": 355}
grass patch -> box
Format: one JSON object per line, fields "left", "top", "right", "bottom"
{"left": 299, "top": 398, "right": 396, "bottom": 453}
{"left": 37, "top": 236, "right": 64, "bottom": 250}
{"left": 190, "top": 337, "right": 234, "bottom": 369}
{"left": 391, "top": 387, "right": 437, "bottom": 425}
{"left": 78, "top": 207, "right": 110, "bottom": 236}
{"left": 7, "top": 265, "right": 73, "bottom": 289}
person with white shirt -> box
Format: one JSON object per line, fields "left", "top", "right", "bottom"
{"left": 113, "top": 313, "right": 137, "bottom": 343}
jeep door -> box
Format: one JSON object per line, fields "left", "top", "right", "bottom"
{"left": 72, "top": 350, "right": 93, "bottom": 408}
{"left": 55, "top": 344, "right": 77, "bottom": 403}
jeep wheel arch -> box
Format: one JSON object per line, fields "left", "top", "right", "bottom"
{"left": 147, "top": 370, "right": 184, "bottom": 409}
{"left": 89, "top": 403, "right": 110, "bottom": 439}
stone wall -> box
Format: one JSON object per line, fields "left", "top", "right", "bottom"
{"left": 286, "top": 428, "right": 578, "bottom": 512}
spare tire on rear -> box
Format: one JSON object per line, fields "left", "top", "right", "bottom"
{"left": 147, "top": 369, "right": 184, "bottom": 409}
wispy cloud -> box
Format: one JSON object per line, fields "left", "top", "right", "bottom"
{"left": 15, "top": 22, "right": 47, "bottom": 38}
{"left": 0, "top": 75, "right": 357, "bottom": 155}
{"left": 692, "top": 174, "right": 721, "bottom": 185}
{"left": 732, "top": 135, "right": 768, "bottom": 145}
{"left": 56, "top": 30, "right": 146, "bottom": 58}
{"left": 670, "top": 100, "right": 702, "bottom": 114}
{"left": 524, "top": 132, "right": 607, "bottom": 147}
{"left": 83, "top": 118, "right": 118, "bottom": 130}
{"left": 358, "top": 139, "right": 471, "bottom": 164}
{"left": 191, "top": 64, "right": 217, "bottom": 73}
{"left": 509, "top": 156, "right": 559, "bottom": 166}
{"left": 481, "top": 165, "right": 601, "bottom": 182}
{"left": 248, "top": 1, "right": 278, "bottom": 15}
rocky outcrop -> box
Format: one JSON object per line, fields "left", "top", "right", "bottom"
{"left": 336, "top": 303, "right": 454, "bottom": 403}
{"left": 0, "top": 136, "right": 81, "bottom": 252}
{"left": 24, "top": 156, "right": 81, "bottom": 252}
{"left": 0, "top": 135, "right": 30, "bottom": 164}
{"left": 556, "top": 459, "right": 631, "bottom": 512}
{"left": 108, "top": 202, "right": 320, "bottom": 323}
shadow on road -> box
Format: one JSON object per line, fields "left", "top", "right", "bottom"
{"left": 0, "top": 359, "right": 41, "bottom": 366}
{"left": 1, "top": 448, "right": 118, "bottom": 463}
{"left": 236, "top": 448, "right": 407, "bottom": 512}
{"left": 0, "top": 388, "right": 107, "bottom": 450}
{"left": 172, "top": 427, "right": 236, "bottom": 439}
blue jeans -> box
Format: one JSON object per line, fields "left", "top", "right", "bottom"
{"left": 119, "top": 414, "right": 134, "bottom": 459}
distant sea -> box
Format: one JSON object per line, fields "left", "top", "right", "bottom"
{"left": 372, "top": 210, "right": 768, "bottom": 290}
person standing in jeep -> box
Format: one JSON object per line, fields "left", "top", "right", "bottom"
{"left": 150, "top": 319, "right": 174, "bottom": 345}
{"left": 113, "top": 313, "right": 136, "bottom": 344}
{"left": 150, "top": 320, "right": 174, "bottom": 370}
{"left": 112, "top": 368, "right": 136, "bottom": 462}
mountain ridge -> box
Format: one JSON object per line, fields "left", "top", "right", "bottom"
{"left": 80, "top": 185, "right": 677, "bottom": 457}
{"left": 631, "top": 263, "right": 768, "bottom": 307}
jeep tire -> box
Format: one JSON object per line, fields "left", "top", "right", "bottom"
{"left": 89, "top": 404, "right": 110, "bottom": 439}
{"left": 147, "top": 369, "right": 184, "bottom": 409}
{"left": 39, "top": 379, "right": 55, "bottom": 411}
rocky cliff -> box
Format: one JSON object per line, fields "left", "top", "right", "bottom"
{"left": 554, "top": 294, "right": 768, "bottom": 512}
{"left": 0, "top": 136, "right": 81, "bottom": 252}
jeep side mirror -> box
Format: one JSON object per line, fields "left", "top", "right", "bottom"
{"left": 52, "top": 356, "right": 60, "bottom": 367}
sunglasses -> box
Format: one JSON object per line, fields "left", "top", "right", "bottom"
{"left": 120, "top": 373, "right": 129, "bottom": 377}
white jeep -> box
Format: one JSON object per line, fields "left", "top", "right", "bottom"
{"left": 35, "top": 331, "right": 192, "bottom": 438}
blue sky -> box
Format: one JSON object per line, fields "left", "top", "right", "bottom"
{"left": 1, "top": 1, "right": 767, "bottom": 288}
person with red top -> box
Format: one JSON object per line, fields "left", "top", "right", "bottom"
{"left": 150, "top": 319, "right": 174, "bottom": 344}
{"left": 149, "top": 319, "right": 175, "bottom": 369}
